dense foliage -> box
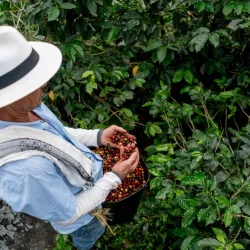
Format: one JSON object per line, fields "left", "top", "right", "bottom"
{"left": 2, "top": 0, "right": 250, "bottom": 249}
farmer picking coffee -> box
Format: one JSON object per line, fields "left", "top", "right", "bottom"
{"left": 0, "top": 26, "right": 139, "bottom": 250}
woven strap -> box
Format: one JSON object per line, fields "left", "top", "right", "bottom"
{"left": 0, "top": 126, "right": 95, "bottom": 188}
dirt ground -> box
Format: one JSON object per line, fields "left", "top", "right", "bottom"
{"left": 0, "top": 201, "right": 57, "bottom": 250}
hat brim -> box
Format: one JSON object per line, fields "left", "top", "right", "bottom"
{"left": 0, "top": 41, "right": 62, "bottom": 108}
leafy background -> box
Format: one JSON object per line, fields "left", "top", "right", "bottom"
{"left": 2, "top": 0, "right": 250, "bottom": 249}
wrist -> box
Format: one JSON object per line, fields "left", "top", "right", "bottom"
{"left": 111, "top": 170, "right": 124, "bottom": 181}
{"left": 97, "top": 129, "right": 103, "bottom": 146}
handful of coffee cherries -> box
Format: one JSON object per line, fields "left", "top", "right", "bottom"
{"left": 94, "top": 132, "right": 146, "bottom": 202}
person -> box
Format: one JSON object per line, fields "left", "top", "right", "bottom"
{"left": 0, "top": 26, "right": 139, "bottom": 250}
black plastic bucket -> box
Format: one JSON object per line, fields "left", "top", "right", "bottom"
{"left": 103, "top": 162, "right": 149, "bottom": 225}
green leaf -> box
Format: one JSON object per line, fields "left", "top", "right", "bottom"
{"left": 196, "top": 2, "right": 205, "bottom": 12}
{"left": 235, "top": 4, "right": 243, "bottom": 15}
{"left": 72, "top": 44, "right": 84, "bottom": 57}
{"left": 106, "top": 28, "right": 117, "bottom": 43}
{"left": 184, "top": 70, "right": 194, "bottom": 84}
{"left": 219, "top": 91, "right": 234, "bottom": 98}
{"left": 246, "top": 124, "right": 250, "bottom": 134}
{"left": 239, "top": 135, "right": 250, "bottom": 145}
{"left": 82, "top": 71, "right": 94, "bottom": 78}
{"left": 181, "top": 235, "right": 196, "bottom": 250}
{"left": 98, "top": 113, "right": 105, "bottom": 122}
{"left": 182, "top": 103, "right": 194, "bottom": 118}
{"left": 181, "top": 172, "right": 206, "bottom": 186}
{"left": 197, "top": 238, "right": 222, "bottom": 247}
{"left": 86, "top": 83, "right": 93, "bottom": 95}
{"left": 223, "top": 2, "right": 235, "bottom": 15}
{"left": 210, "top": 176, "right": 217, "bottom": 191}
{"left": 90, "top": 75, "right": 97, "bottom": 89}
{"left": 67, "top": 47, "right": 76, "bottom": 62}
{"left": 231, "top": 204, "right": 241, "bottom": 214}
{"left": 157, "top": 47, "right": 167, "bottom": 63}
{"left": 233, "top": 243, "right": 245, "bottom": 249}
{"left": 47, "top": 7, "right": 60, "bottom": 21}
{"left": 223, "top": 207, "right": 233, "bottom": 227}
{"left": 146, "top": 155, "right": 170, "bottom": 163}
{"left": 155, "top": 187, "right": 172, "bottom": 199}
{"left": 189, "top": 33, "right": 209, "bottom": 52}
{"left": 87, "top": 0, "right": 97, "bottom": 16}
{"left": 156, "top": 144, "right": 171, "bottom": 152}
{"left": 149, "top": 124, "right": 162, "bottom": 136}
{"left": 198, "top": 206, "right": 217, "bottom": 225}
{"left": 209, "top": 33, "right": 220, "bottom": 48}
{"left": 64, "top": 103, "right": 73, "bottom": 114}
{"left": 182, "top": 209, "right": 197, "bottom": 228}
{"left": 120, "top": 108, "right": 133, "bottom": 117}
{"left": 173, "top": 69, "right": 184, "bottom": 83}
{"left": 126, "top": 19, "right": 140, "bottom": 30}
{"left": 213, "top": 227, "right": 227, "bottom": 243}
{"left": 215, "top": 196, "right": 230, "bottom": 206}
{"left": 150, "top": 177, "right": 164, "bottom": 189}
{"left": 144, "top": 40, "right": 162, "bottom": 52}
{"left": 60, "top": 2, "right": 77, "bottom": 9}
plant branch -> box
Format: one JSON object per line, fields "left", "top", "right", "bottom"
{"left": 215, "top": 130, "right": 224, "bottom": 152}
{"left": 228, "top": 226, "right": 242, "bottom": 247}
{"left": 163, "top": 113, "right": 187, "bottom": 152}
{"left": 238, "top": 102, "right": 250, "bottom": 120}
{"left": 219, "top": 163, "right": 231, "bottom": 177}
{"left": 231, "top": 175, "right": 250, "bottom": 200}
{"left": 170, "top": 95, "right": 195, "bottom": 130}
{"left": 210, "top": 193, "right": 221, "bottom": 218}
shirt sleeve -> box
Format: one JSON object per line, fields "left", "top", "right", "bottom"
{"left": 64, "top": 127, "right": 103, "bottom": 147}
{"left": 0, "top": 156, "right": 121, "bottom": 225}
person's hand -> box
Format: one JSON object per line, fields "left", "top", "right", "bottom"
{"left": 112, "top": 147, "right": 140, "bottom": 179}
{"left": 100, "top": 125, "right": 136, "bottom": 148}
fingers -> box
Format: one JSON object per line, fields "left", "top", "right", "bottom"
{"left": 130, "top": 148, "right": 140, "bottom": 171}
{"left": 124, "top": 150, "right": 138, "bottom": 166}
{"left": 108, "top": 142, "right": 120, "bottom": 149}
{"left": 112, "top": 125, "right": 126, "bottom": 133}
{"left": 120, "top": 146, "right": 124, "bottom": 161}
{"left": 127, "top": 133, "right": 137, "bottom": 140}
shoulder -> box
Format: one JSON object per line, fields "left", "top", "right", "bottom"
{"left": 0, "top": 156, "right": 57, "bottom": 178}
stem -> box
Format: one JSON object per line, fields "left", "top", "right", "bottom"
{"left": 233, "top": 214, "right": 250, "bottom": 219}
{"left": 15, "top": 0, "right": 24, "bottom": 29}
{"left": 189, "top": 117, "right": 195, "bottom": 130}
{"left": 231, "top": 175, "right": 250, "bottom": 200}
{"left": 225, "top": 109, "right": 228, "bottom": 138}
{"left": 228, "top": 226, "right": 242, "bottom": 247}
{"left": 163, "top": 113, "right": 187, "bottom": 152}
{"left": 238, "top": 102, "right": 250, "bottom": 120}
{"left": 170, "top": 95, "right": 194, "bottom": 131}
{"left": 233, "top": 117, "right": 240, "bottom": 131}
{"left": 219, "top": 163, "right": 231, "bottom": 177}
{"left": 81, "top": 98, "right": 94, "bottom": 111}
{"left": 135, "top": 121, "right": 146, "bottom": 127}
{"left": 215, "top": 130, "right": 224, "bottom": 152}
{"left": 200, "top": 95, "right": 218, "bottom": 129}
{"left": 210, "top": 193, "right": 221, "bottom": 218}
{"left": 101, "top": 110, "right": 120, "bottom": 124}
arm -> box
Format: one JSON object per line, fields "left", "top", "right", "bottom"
{"left": 65, "top": 127, "right": 103, "bottom": 147}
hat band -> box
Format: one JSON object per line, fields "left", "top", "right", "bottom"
{"left": 0, "top": 48, "right": 40, "bottom": 89}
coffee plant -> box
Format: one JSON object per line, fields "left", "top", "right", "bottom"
{"left": 2, "top": 0, "right": 250, "bottom": 249}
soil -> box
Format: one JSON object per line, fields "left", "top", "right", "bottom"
{"left": 0, "top": 201, "right": 57, "bottom": 250}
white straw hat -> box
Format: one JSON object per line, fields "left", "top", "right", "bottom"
{"left": 0, "top": 26, "right": 62, "bottom": 108}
